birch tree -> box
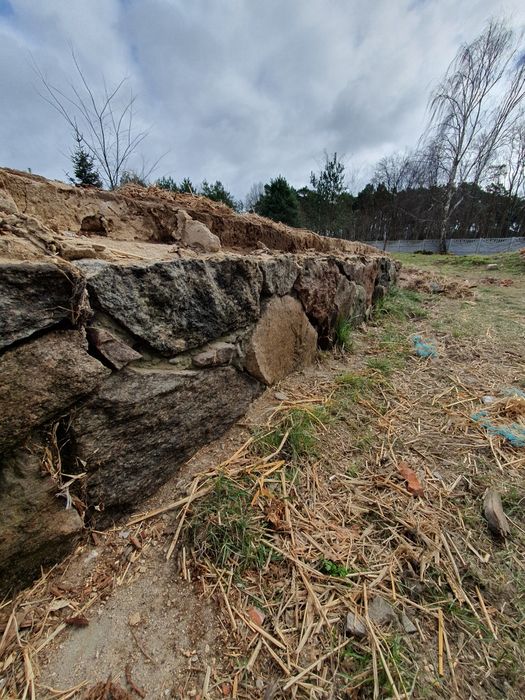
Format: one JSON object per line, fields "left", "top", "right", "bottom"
{"left": 424, "top": 20, "right": 525, "bottom": 250}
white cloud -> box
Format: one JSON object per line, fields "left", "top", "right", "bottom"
{"left": 1, "top": 0, "right": 524, "bottom": 197}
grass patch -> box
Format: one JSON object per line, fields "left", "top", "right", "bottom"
{"left": 366, "top": 356, "right": 401, "bottom": 375}
{"left": 394, "top": 251, "right": 525, "bottom": 276}
{"left": 254, "top": 404, "right": 330, "bottom": 460}
{"left": 334, "top": 316, "right": 353, "bottom": 351}
{"left": 184, "top": 475, "right": 271, "bottom": 572}
{"left": 373, "top": 286, "right": 427, "bottom": 321}
{"left": 318, "top": 559, "right": 351, "bottom": 578}
{"left": 336, "top": 372, "right": 374, "bottom": 400}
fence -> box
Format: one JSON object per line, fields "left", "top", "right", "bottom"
{"left": 368, "top": 237, "right": 525, "bottom": 255}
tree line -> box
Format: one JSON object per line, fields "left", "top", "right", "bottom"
{"left": 47, "top": 20, "right": 525, "bottom": 250}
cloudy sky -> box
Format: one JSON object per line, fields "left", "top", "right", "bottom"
{"left": 1, "top": 0, "right": 524, "bottom": 200}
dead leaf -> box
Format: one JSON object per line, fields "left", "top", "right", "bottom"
{"left": 65, "top": 614, "right": 89, "bottom": 627}
{"left": 246, "top": 606, "right": 265, "bottom": 626}
{"left": 397, "top": 461, "right": 424, "bottom": 497}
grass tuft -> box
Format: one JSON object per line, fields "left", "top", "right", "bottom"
{"left": 373, "top": 287, "right": 426, "bottom": 321}
{"left": 334, "top": 316, "right": 354, "bottom": 351}
{"left": 184, "top": 475, "right": 271, "bottom": 572}
{"left": 254, "top": 405, "right": 329, "bottom": 460}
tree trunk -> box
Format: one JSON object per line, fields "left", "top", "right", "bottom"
{"left": 439, "top": 183, "right": 455, "bottom": 253}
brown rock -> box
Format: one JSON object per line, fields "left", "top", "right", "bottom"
{"left": 79, "top": 214, "right": 111, "bottom": 236}
{"left": 176, "top": 209, "right": 221, "bottom": 252}
{"left": 192, "top": 341, "right": 237, "bottom": 367}
{"left": 244, "top": 295, "right": 317, "bottom": 385}
{"left": 87, "top": 327, "right": 142, "bottom": 370}
{"left": 294, "top": 258, "right": 362, "bottom": 348}
{"left": 0, "top": 444, "right": 83, "bottom": 593}
{"left": 0, "top": 330, "right": 110, "bottom": 451}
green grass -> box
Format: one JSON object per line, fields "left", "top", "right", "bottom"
{"left": 373, "top": 286, "right": 427, "bottom": 321}
{"left": 393, "top": 251, "right": 525, "bottom": 276}
{"left": 334, "top": 316, "right": 354, "bottom": 351}
{"left": 365, "top": 356, "right": 401, "bottom": 375}
{"left": 336, "top": 372, "right": 374, "bottom": 400}
{"left": 318, "top": 559, "right": 351, "bottom": 577}
{"left": 184, "top": 475, "right": 271, "bottom": 572}
{"left": 254, "top": 405, "right": 330, "bottom": 460}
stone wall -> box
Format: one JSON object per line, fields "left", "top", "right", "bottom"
{"left": 0, "top": 167, "right": 397, "bottom": 592}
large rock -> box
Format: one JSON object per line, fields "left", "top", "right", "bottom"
{"left": 176, "top": 209, "right": 221, "bottom": 252}
{"left": 294, "top": 259, "right": 363, "bottom": 348}
{"left": 259, "top": 255, "right": 300, "bottom": 296}
{"left": 70, "top": 366, "right": 262, "bottom": 523}
{"left": 0, "top": 445, "right": 83, "bottom": 593}
{"left": 0, "top": 330, "right": 110, "bottom": 451}
{"left": 0, "top": 261, "right": 83, "bottom": 350}
{"left": 244, "top": 296, "right": 317, "bottom": 385}
{"left": 79, "top": 258, "right": 263, "bottom": 355}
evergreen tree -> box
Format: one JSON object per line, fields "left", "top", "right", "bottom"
{"left": 255, "top": 176, "right": 300, "bottom": 227}
{"left": 309, "top": 152, "right": 347, "bottom": 235}
{"left": 201, "top": 180, "right": 241, "bottom": 211}
{"left": 70, "top": 135, "right": 102, "bottom": 187}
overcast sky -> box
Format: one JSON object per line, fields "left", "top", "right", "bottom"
{"left": 1, "top": 0, "right": 524, "bottom": 200}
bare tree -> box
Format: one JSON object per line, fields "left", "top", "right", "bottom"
{"left": 424, "top": 19, "right": 525, "bottom": 251}
{"left": 244, "top": 182, "right": 264, "bottom": 212}
{"left": 35, "top": 51, "right": 148, "bottom": 189}
{"left": 501, "top": 116, "right": 525, "bottom": 198}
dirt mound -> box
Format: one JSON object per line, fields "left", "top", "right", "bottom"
{"left": 400, "top": 266, "right": 475, "bottom": 297}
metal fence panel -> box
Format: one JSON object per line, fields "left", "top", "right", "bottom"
{"left": 368, "top": 237, "right": 525, "bottom": 255}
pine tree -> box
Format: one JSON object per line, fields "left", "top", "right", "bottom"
{"left": 70, "top": 135, "right": 102, "bottom": 187}
{"left": 255, "top": 176, "right": 300, "bottom": 227}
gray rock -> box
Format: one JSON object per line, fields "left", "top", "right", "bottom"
{"left": 487, "top": 263, "right": 498, "bottom": 270}
{"left": 0, "top": 261, "right": 83, "bottom": 350}
{"left": 87, "top": 327, "right": 142, "bottom": 370}
{"left": 244, "top": 295, "right": 317, "bottom": 385}
{"left": 345, "top": 610, "right": 367, "bottom": 639}
{"left": 70, "top": 365, "right": 263, "bottom": 524}
{"left": 368, "top": 596, "right": 398, "bottom": 627}
{"left": 400, "top": 611, "right": 417, "bottom": 634}
{"left": 78, "top": 257, "right": 263, "bottom": 355}
{"left": 192, "top": 341, "right": 237, "bottom": 367}
{"left": 0, "top": 444, "right": 83, "bottom": 593}
{"left": 0, "top": 330, "right": 110, "bottom": 451}
{"left": 259, "top": 255, "right": 300, "bottom": 296}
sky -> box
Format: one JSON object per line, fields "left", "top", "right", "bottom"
{"left": 1, "top": 0, "right": 524, "bottom": 200}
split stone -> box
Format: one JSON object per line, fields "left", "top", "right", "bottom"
{"left": 244, "top": 295, "right": 317, "bottom": 385}
{"left": 78, "top": 257, "right": 263, "bottom": 355}
{"left": 0, "top": 444, "right": 83, "bottom": 593}
{"left": 192, "top": 341, "right": 237, "bottom": 367}
{"left": 87, "top": 327, "right": 142, "bottom": 370}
